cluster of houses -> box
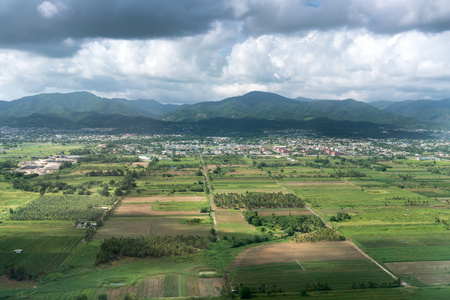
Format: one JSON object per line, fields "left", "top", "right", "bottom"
{"left": 320, "top": 148, "right": 344, "bottom": 156}
{"left": 77, "top": 221, "right": 97, "bottom": 229}
{"left": 15, "top": 155, "right": 78, "bottom": 175}
{"left": 273, "top": 146, "right": 292, "bottom": 154}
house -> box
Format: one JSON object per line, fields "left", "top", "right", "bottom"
{"left": 14, "top": 249, "right": 23, "bottom": 254}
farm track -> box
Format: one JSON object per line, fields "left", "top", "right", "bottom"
{"left": 264, "top": 170, "right": 330, "bottom": 228}
{"left": 199, "top": 153, "right": 220, "bottom": 241}
{"left": 266, "top": 170, "right": 411, "bottom": 288}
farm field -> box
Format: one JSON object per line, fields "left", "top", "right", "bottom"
{"left": 2, "top": 143, "right": 450, "bottom": 299}
{"left": 264, "top": 156, "right": 450, "bottom": 288}
{"left": 0, "top": 185, "right": 35, "bottom": 220}
{"left": 385, "top": 261, "right": 450, "bottom": 286}
{"left": 214, "top": 208, "right": 258, "bottom": 238}
{"left": 231, "top": 241, "right": 394, "bottom": 292}
{"left": 0, "top": 220, "right": 84, "bottom": 279}
{"left": 93, "top": 215, "right": 211, "bottom": 239}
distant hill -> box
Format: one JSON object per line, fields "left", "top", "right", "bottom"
{"left": 163, "top": 91, "right": 422, "bottom": 127}
{"left": 0, "top": 92, "right": 177, "bottom": 120}
{"left": 163, "top": 91, "right": 316, "bottom": 122}
{"left": 0, "top": 113, "right": 431, "bottom": 139}
{"left": 0, "top": 91, "right": 442, "bottom": 137}
{"left": 369, "top": 98, "right": 450, "bottom": 126}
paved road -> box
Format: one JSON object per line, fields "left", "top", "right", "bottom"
{"left": 199, "top": 153, "right": 220, "bottom": 241}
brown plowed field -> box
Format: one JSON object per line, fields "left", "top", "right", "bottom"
{"left": 198, "top": 278, "right": 225, "bottom": 297}
{"left": 123, "top": 196, "right": 206, "bottom": 203}
{"left": 115, "top": 203, "right": 199, "bottom": 216}
{"left": 385, "top": 261, "right": 450, "bottom": 285}
{"left": 234, "top": 241, "right": 366, "bottom": 267}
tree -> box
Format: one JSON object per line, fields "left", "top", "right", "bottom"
{"left": 124, "top": 293, "right": 136, "bottom": 300}
{"left": 114, "top": 188, "right": 124, "bottom": 196}
{"left": 97, "top": 293, "right": 108, "bottom": 300}
{"left": 239, "top": 286, "right": 252, "bottom": 299}
{"left": 99, "top": 187, "right": 110, "bottom": 197}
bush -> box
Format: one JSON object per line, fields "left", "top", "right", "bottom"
{"left": 239, "top": 286, "right": 252, "bottom": 299}
{"left": 97, "top": 293, "right": 108, "bottom": 300}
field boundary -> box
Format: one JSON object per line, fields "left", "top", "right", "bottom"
{"left": 266, "top": 170, "right": 410, "bottom": 287}
{"left": 293, "top": 256, "right": 306, "bottom": 271}
{"left": 199, "top": 153, "right": 220, "bottom": 241}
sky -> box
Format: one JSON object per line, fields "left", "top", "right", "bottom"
{"left": 1, "top": 0, "right": 450, "bottom": 103}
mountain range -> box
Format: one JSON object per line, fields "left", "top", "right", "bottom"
{"left": 162, "top": 91, "right": 419, "bottom": 128}
{"left": 0, "top": 92, "right": 176, "bottom": 120}
{"left": 369, "top": 98, "right": 450, "bottom": 126}
{"left": 0, "top": 91, "right": 448, "bottom": 137}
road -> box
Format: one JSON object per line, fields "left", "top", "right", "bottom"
{"left": 199, "top": 153, "right": 220, "bottom": 241}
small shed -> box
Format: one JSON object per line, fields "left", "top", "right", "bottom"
{"left": 14, "top": 249, "right": 23, "bottom": 254}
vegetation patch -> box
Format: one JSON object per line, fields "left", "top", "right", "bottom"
{"left": 244, "top": 210, "right": 324, "bottom": 234}
{"left": 214, "top": 192, "right": 304, "bottom": 209}
{"left": 293, "top": 228, "right": 346, "bottom": 242}
{"left": 95, "top": 235, "right": 210, "bottom": 264}
{"left": 10, "top": 195, "right": 117, "bottom": 221}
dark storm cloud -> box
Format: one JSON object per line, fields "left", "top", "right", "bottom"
{"left": 240, "top": 0, "right": 450, "bottom": 36}
{"left": 0, "top": 0, "right": 231, "bottom": 56}
{"left": 1, "top": 0, "right": 450, "bottom": 57}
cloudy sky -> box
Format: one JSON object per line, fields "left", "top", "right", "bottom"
{"left": 1, "top": 0, "right": 450, "bottom": 103}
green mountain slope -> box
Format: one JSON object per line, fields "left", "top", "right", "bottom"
{"left": 370, "top": 99, "right": 450, "bottom": 126}
{"left": 163, "top": 92, "right": 316, "bottom": 122}
{"left": 164, "top": 91, "right": 421, "bottom": 127}
{"left": 303, "top": 99, "right": 417, "bottom": 126}
{"left": 0, "top": 92, "right": 177, "bottom": 119}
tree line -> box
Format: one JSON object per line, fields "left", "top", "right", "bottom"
{"left": 244, "top": 211, "right": 324, "bottom": 234}
{"left": 84, "top": 169, "right": 125, "bottom": 177}
{"left": 214, "top": 192, "right": 304, "bottom": 209}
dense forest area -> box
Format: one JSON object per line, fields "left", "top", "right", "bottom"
{"left": 244, "top": 211, "right": 324, "bottom": 234}
{"left": 214, "top": 192, "right": 304, "bottom": 209}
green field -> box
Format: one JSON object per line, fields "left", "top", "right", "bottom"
{"left": 232, "top": 260, "right": 393, "bottom": 292}
{"left": 2, "top": 143, "right": 450, "bottom": 299}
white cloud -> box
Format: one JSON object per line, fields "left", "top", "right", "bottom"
{"left": 222, "top": 29, "right": 450, "bottom": 101}
{"left": 1, "top": 20, "right": 450, "bottom": 102}
{"left": 37, "top": 1, "right": 65, "bottom": 18}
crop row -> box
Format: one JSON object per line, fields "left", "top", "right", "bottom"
{"left": 10, "top": 195, "right": 117, "bottom": 220}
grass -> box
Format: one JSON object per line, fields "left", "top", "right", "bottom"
{"left": 232, "top": 260, "right": 393, "bottom": 292}
{"left": 163, "top": 274, "right": 179, "bottom": 297}
{"left": 0, "top": 182, "right": 36, "bottom": 220}
{"left": 0, "top": 235, "right": 83, "bottom": 277}
{"left": 151, "top": 201, "right": 208, "bottom": 211}
{"left": 214, "top": 208, "right": 258, "bottom": 238}
{"left": 93, "top": 216, "right": 212, "bottom": 240}
{"left": 1, "top": 143, "right": 87, "bottom": 159}
{"left": 3, "top": 151, "right": 450, "bottom": 298}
